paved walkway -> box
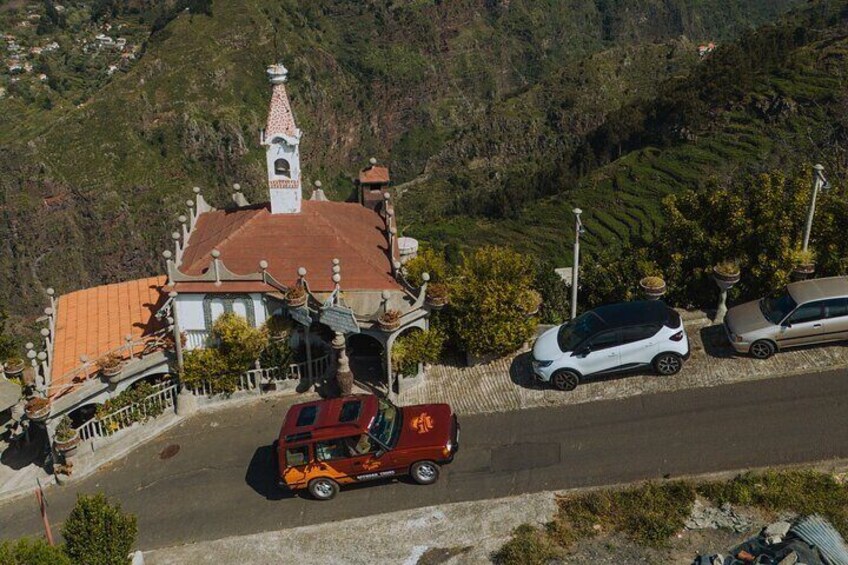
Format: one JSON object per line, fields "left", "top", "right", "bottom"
{"left": 398, "top": 316, "right": 848, "bottom": 414}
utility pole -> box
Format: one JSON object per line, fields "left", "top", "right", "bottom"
{"left": 802, "top": 164, "right": 828, "bottom": 252}
{"left": 570, "top": 208, "right": 583, "bottom": 320}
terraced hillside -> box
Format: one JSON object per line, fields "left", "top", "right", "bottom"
{"left": 0, "top": 0, "right": 807, "bottom": 327}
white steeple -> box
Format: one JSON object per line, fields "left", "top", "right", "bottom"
{"left": 262, "top": 63, "right": 302, "bottom": 214}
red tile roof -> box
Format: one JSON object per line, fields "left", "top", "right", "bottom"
{"left": 177, "top": 201, "right": 400, "bottom": 292}
{"left": 358, "top": 165, "right": 390, "bottom": 185}
{"left": 50, "top": 276, "right": 168, "bottom": 399}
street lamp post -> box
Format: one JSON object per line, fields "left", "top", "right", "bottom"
{"left": 570, "top": 208, "right": 583, "bottom": 320}
{"left": 802, "top": 164, "right": 828, "bottom": 252}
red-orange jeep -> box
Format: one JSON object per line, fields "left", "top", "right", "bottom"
{"left": 275, "top": 394, "right": 460, "bottom": 500}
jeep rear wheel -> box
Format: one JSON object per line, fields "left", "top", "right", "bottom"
{"left": 653, "top": 352, "right": 683, "bottom": 375}
{"left": 410, "top": 461, "right": 440, "bottom": 485}
{"left": 551, "top": 370, "right": 580, "bottom": 391}
{"left": 308, "top": 477, "right": 339, "bottom": 501}
{"left": 750, "top": 340, "right": 776, "bottom": 360}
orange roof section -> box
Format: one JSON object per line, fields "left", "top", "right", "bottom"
{"left": 358, "top": 165, "right": 390, "bottom": 185}
{"left": 177, "top": 201, "right": 401, "bottom": 292}
{"left": 49, "top": 276, "right": 168, "bottom": 399}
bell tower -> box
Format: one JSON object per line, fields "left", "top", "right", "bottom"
{"left": 262, "top": 63, "right": 302, "bottom": 214}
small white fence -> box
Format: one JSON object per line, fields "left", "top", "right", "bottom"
{"left": 185, "top": 354, "right": 331, "bottom": 397}
{"left": 76, "top": 383, "right": 178, "bottom": 442}
{"left": 184, "top": 330, "right": 210, "bottom": 350}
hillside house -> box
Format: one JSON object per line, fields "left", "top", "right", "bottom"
{"left": 14, "top": 63, "right": 430, "bottom": 441}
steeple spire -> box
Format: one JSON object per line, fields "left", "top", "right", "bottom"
{"left": 262, "top": 63, "right": 302, "bottom": 214}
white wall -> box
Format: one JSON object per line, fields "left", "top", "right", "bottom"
{"left": 175, "top": 293, "right": 268, "bottom": 332}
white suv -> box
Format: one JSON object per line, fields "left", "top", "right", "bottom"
{"left": 532, "top": 301, "right": 690, "bottom": 391}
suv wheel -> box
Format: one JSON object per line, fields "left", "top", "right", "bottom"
{"left": 749, "top": 340, "right": 775, "bottom": 360}
{"left": 411, "top": 460, "right": 440, "bottom": 485}
{"left": 308, "top": 477, "right": 339, "bottom": 501}
{"left": 551, "top": 370, "right": 580, "bottom": 391}
{"left": 653, "top": 352, "right": 683, "bottom": 375}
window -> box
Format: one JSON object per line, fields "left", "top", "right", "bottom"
{"left": 315, "top": 439, "right": 349, "bottom": 462}
{"left": 787, "top": 302, "right": 824, "bottom": 324}
{"left": 285, "top": 445, "right": 309, "bottom": 468}
{"left": 587, "top": 330, "right": 620, "bottom": 351}
{"left": 557, "top": 312, "right": 607, "bottom": 352}
{"left": 760, "top": 292, "right": 798, "bottom": 324}
{"left": 295, "top": 405, "right": 319, "bottom": 427}
{"left": 339, "top": 401, "right": 362, "bottom": 423}
{"left": 274, "top": 158, "right": 291, "bottom": 178}
{"left": 620, "top": 325, "right": 659, "bottom": 344}
{"left": 822, "top": 298, "right": 848, "bottom": 319}
{"left": 368, "top": 398, "right": 401, "bottom": 448}
{"left": 345, "top": 434, "right": 380, "bottom": 456}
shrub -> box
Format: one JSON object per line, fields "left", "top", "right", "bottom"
{"left": 404, "top": 248, "right": 448, "bottom": 286}
{"left": 182, "top": 314, "right": 269, "bottom": 394}
{"left": 449, "top": 246, "right": 538, "bottom": 356}
{"left": 789, "top": 247, "right": 816, "bottom": 266}
{"left": 0, "top": 538, "right": 72, "bottom": 565}
{"left": 0, "top": 308, "right": 18, "bottom": 362}
{"left": 391, "top": 328, "right": 447, "bottom": 375}
{"left": 532, "top": 262, "right": 569, "bottom": 325}
{"left": 378, "top": 309, "right": 402, "bottom": 326}
{"left": 62, "top": 494, "right": 137, "bottom": 565}
{"left": 54, "top": 416, "right": 76, "bottom": 443}
{"left": 96, "top": 381, "right": 165, "bottom": 431}
{"left": 714, "top": 260, "right": 741, "bottom": 277}
{"left": 425, "top": 282, "right": 449, "bottom": 303}
{"left": 640, "top": 276, "right": 665, "bottom": 289}
{"left": 492, "top": 524, "right": 562, "bottom": 565}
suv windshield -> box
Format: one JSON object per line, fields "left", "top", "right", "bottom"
{"left": 368, "top": 398, "right": 402, "bottom": 448}
{"left": 557, "top": 312, "right": 606, "bottom": 352}
{"left": 759, "top": 292, "right": 798, "bottom": 325}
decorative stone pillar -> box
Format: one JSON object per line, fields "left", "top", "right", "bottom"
{"left": 713, "top": 265, "right": 741, "bottom": 324}
{"left": 333, "top": 332, "right": 353, "bottom": 396}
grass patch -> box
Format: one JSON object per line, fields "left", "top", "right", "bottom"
{"left": 495, "top": 470, "right": 848, "bottom": 563}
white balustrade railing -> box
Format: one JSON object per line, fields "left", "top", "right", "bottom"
{"left": 184, "top": 330, "right": 210, "bottom": 350}
{"left": 186, "top": 354, "right": 331, "bottom": 397}
{"left": 76, "top": 383, "right": 178, "bottom": 442}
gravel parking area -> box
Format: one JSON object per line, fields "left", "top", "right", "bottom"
{"left": 397, "top": 313, "right": 848, "bottom": 415}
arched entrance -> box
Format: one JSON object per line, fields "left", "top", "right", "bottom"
{"left": 347, "top": 333, "right": 385, "bottom": 390}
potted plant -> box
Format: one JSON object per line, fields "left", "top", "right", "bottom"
{"left": 425, "top": 282, "right": 449, "bottom": 309}
{"left": 54, "top": 461, "right": 73, "bottom": 485}
{"left": 790, "top": 248, "right": 816, "bottom": 279}
{"left": 713, "top": 260, "right": 741, "bottom": 284}
{"left": 285, "top": 285, "right": 308, "bottom": 308}
{"left": 377, "top": 309, "right": 402, "bottom": 332}
{"left": 97, "top": 353, "right": 125, "bottom": 383}
{"left": 639, "top": 276, "right": 667, "bottom": 300}
{"left": 3, "top": 357, "right": 25, "bottom": 378}
{"left": 25, "top": 396, "right": 51, "bottom": 422}
{"left": 517, "top": 289, "right": 542, "bottom": 317}
{"left": 53, "top": 415, "right": 80, "bottom": 459}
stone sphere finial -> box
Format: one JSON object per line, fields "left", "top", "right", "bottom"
{"left": 25, "top": 342, "right": 34, "bottom": 350}
{"left": 37, "top": 351, "right": 47, "bottom": 361}
{"left": 332, "top": 258, "right": 340, "bottom": 265}
{"left": 383, "top": 192, "right": 391, "bottom": 200}
{"left": 393, "top": 260, "right": 401, "bottom": 270}
{"left": 172, "top": 232, "right": 181, "bottom": 241}
{"left": 233, "top": 183, "right": 241, "bottom": 191}
{"left": 297, "top": 267, "right": 307, "bottom": 277}
{"left": 422, "top": 272, "right": 431, "bottom": 282}
{"left": 169, "top": 291, "right": 178, "bottom": 298}
{"left": 259, "top": 260, "right": 268, "bottom": 270}
{"left": 186, "top": 200, "right": 195, "bottom": 208}
{"left": 125, "top": 334, "right": 133, "bottom": 342}
{"left": 166, "top": 317, "right": 174, "bottom": 325}
{"left": 369, "top": 157, "right": 377, "bottom": 166}
{"left": 381, "top": 290, "right": 391, "bottom": 301}
{"left": 43, "top": 307, "right": 53, "bottom": 316}
{"left": 210, "top": 249, "right": 221, "bottom": 259}
{"left": 40, "top": 328, "right": 50, "bottom": 337}
{"left": 192, "top": 186, "right": 201, "bottom": 194}
{"left": 163, "top": 250, "right": 173, "bottom": 259}
{"left": 332, "top": 265, "right": 341, "bottom": 274}
{"left": 27, "top": 350, "right": 36, "bottom": 360}
{"left": 178, "top": 215, "right": 187, "bottom": 224}
{"left": 46, "top": 288, "right": 55, "bottom": 296}
{"left": 314, "top": 180, "right": 322, "bottom": 189}
{"left": 332, "top": 273, "right": 341, "bottom": 284}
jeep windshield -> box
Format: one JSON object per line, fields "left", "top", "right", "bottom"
{"left": 368, "top": 398, "right": 402, "bottom": 448}
{"left": 759, "top": 292, "right": 797, "bottom": 325}
{"left": 557, "top": 312, "right": 606, "bottom": 352}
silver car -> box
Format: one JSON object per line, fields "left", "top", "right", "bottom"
{"left": 725, "top": 276, "right": 848, "bottom": 359}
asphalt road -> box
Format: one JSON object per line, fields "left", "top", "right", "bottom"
{"left": 1, "top": 369, "right": 847, "bottom": 550}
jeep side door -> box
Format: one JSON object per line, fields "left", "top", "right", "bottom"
{"left": 574, "top": 329, "right": 621, "bottom": 375}
{"left": 777, "top": 300, "right": 825, "bottom": 348}
{"left": 343, "top": 434, "right": 402, "bottom": 483}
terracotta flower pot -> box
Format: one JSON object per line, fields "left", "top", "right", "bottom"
{"left": 639, "top": 277, "right": 667, "bottom": 300}
{"left": 25, "top": 398, "right": 51, "bottom": 422}
{"left": 713, "top": 268, "right": 740, "bottom": 285}
{"left": 55, "top": 435, "right": 80, "bottom": 459}
{"left": 4, "top": 358, "right": 25, "bottom": 378}
{"left": 100, "top": 363, "right": 125, "bottom": 383}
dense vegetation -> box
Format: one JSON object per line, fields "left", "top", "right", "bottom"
{"left": 0, "top": 0, "right": 808, "bottom": 336}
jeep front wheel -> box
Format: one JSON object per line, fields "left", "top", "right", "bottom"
{"left": 308, "top": 477, "right": 339, "bottom": 501}
{"left": 410, "top": 461, "right": 440, "bottom": 485}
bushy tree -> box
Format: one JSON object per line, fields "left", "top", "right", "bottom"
{"left": 449, "top": 246, "right": 537, "bottom": 356}
{"left": 62, "top": 494, "right": 137, "bottom": 565}
{"left": 579, "top": 246, "right": 658, "bottom": 309}
{"left": 532, "top": 260, "right": 570, "bottom": 324}
{"left": 0, "top": 538, "right": 72, "bottom": 565}
{"left": 391, "top": 328, "right": 447, "bottom": 375}
{"left": 403, "top": 248, "right": 448, "bottom": 286}
{"left": 181, "top": 313, "right": 268, "bottom": 393}
{"left": 0, "top": 307, "right": 17, "bottom": 362}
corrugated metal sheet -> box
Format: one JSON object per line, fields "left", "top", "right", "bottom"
{"left": 791, "top": 515, "right": 848, "bottom": 565}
